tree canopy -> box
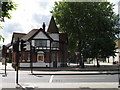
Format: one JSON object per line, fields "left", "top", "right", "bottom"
{"left": 51, "top": 1, "right": 119, "bottom": 67}
{"left": 0, "top": 1, "right": 17, "bottom": 41}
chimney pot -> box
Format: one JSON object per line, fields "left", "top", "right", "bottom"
{"left": 42, "top": 22, "right": 46, "bottom": 31}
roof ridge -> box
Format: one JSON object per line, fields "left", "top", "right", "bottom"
{"left": 22, "top": 29, "right": 39, "bottom": 41}
{"left": 13, "top": 32, "right": 27, "bottom": 35}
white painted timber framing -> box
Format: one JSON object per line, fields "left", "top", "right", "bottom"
{"left": 20, "top": 63, "right": 30, "bottom": 67}
{"left": 31, "top": 39, "right": 50, "bottom": 47}
{"left": 19, "top": 62, "right": 51, "bottom": 67}
{"left": 19, "top": 62, "right": 61, "bottom": 67}
{"left": 25, "top": 41, "right": 30, "bottom": 50}
{"left": 31, "top": 40, "right": 35, "bottom": 46}
{"left": 47, "top": 40, "right": 50, "bottom": 47}
{"left": 13, "top": 39, "right": 15, "bottom": 43}
{"left": 33, "top": 31, "right": 49, "bottom": 39}
{"left": 49, "top": 33, "right": 59, "bottom": 41}
{"left": 33, "top": 62, "right": 50, "bottom": 67}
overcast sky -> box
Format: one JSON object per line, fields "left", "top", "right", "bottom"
{"left": 0, "top": 0, "right": 119, "bottom": 45}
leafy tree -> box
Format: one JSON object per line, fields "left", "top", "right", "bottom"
{"left": 0, "top": 1, "right": 17, "bottom": 41}
{"left": 51, "top": 1, "right": 119, "bottom": 67}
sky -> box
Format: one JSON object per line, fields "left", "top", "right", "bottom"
{"left": 0, "top": 0, "right": 119, "bottom": 45}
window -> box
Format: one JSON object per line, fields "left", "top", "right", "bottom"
{"left": 35, "top": 40, "right": 47, "bottom": 47}
{"left": 52, "top": 42, "right": 59, "bottom": 48}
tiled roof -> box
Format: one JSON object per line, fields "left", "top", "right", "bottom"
{"left": 22, "top": 29, "right": 38, "bottom": 41}
{"left": 11, "top": 32, "right": 26, "bottom": 44}
{"left": 11, "top": 17, "right": 60, "bottom": 43}
{"left": 47, "top": 16, "right": 59, "bottom": 33}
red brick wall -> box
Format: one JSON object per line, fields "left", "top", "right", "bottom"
{"left": 12, "top": 51, "right": 37, "bottom": 66}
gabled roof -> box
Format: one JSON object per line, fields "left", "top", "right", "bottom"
{"left": 22, "top": 28, "right": 53, "bottom": 41}
{"left": 22, "top": 29, "right": 38, "bottom": 41}
{"left": 11, "top": 32, "right": 26, "bottom": 44}
{"left": 11, "top": 17, "right": 59, "bottom": 43}
{"left": 47, "top": 16, "right": 59, "bottom": 33}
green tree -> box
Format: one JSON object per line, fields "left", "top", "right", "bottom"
{"left": 51, "top": 1, "right": 119, "bottom": 67}
{"left": 0, "top": 1, "right": 17, "bottom": 41}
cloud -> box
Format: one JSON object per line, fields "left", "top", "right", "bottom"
{"left": 39, "top": 2, "right": 50, "bottom": 10}
{"left": 0, "top": 0, "right": 118, "bottom": 45}
{"left": 32, "top": 14, "right": 51, "bottom": 26}
{"left": 4, "top": 23, "right": 23, "bottom": 33}
{"left": 0, "top": 0, "right": 59, "bottom": 45}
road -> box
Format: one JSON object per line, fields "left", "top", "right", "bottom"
{"left": 30, "top": 74, "right": 118, "bottom": 83}
{"left": 0, "top": 62, "right": 119, "bottom": 89}
{"left": 1, "top": 70, "right": 119, "bottom": 83}
{"left": 1, "top": 71, "right": 119, "bottom": 88}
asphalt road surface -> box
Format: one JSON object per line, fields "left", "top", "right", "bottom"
{"left": 0, "top": 61, "right": 119, "bottom": 89}
{"left": 2, "top": 71, "right": 119, "bottom": 84}
{"left": 27, "top": 74, "right": 118, "bottom": 83}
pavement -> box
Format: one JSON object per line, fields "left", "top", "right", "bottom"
{"left": 0, "top": 62, "right": 120, "bottom": 90}
{"left": 1, "top": 81, "right": 119, "bottom": 90}
{"left": 0, "top": 62, "right": 119, "bottom": 75}
{"left": 1, "top": 88, "right": 120, "bottom": 90}
{"left": 20, "top": 62, "right": 119, "bottom": 75}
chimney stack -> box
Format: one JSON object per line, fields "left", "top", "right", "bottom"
{"left": 42, "top": 22, "right": 46, "bottom": 31}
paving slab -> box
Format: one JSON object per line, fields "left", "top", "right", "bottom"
{"left": 31, "top": 71, "right": 119, "bottom": 75}
{"left": 19, "top": 82, "right": 118, "bottom": 88}
{"left": 1, "top": 88, "right": 119, "bottom": 90}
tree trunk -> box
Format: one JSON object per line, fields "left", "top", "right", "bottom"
{"left": 94, "top": 59, "right": 95, "bottom": 67}
{"left": 78, "top": 40, "right": 82, "bottom": 67}
{"left": 113, "top": 56, "right": 115, "bottom": 63}
{"left": 96, "top": 58, "right": 100, "bottom": 67}
{"left": 108, "top": 57, "right": 109, "bottom": 63}
{"left": 76, "top": 55, "right": 79, "bottom": 67}
{"left": 81, "top": 58, "right": 84, "bottom": 68}
{"left": 79, "top": 54, "right": 82, "bottom": 66}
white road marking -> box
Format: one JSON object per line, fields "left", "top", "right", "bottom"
{"left": 49, "top": 75, "right": 54, "bottom": 83}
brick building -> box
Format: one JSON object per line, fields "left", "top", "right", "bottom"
{"left": 11, "top": 16, "right": 68, "bottom": 67}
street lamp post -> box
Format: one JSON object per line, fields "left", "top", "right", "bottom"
{"left": 118, "top": 39, "right": 120, "bottom": 88}
{"left": 16, "top": 38, "right": 19, "bottom": 85}
{"left": 117, "top": 24, "right": 120, "bottom": 88}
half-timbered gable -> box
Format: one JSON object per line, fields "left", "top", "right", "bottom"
{"left": 29, "top": 28, "right": 53, "bottom": 50}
